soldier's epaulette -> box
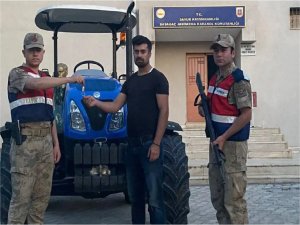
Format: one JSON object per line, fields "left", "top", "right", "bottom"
{"left": 232, "top": 68, "right": 250, "bottom": 82}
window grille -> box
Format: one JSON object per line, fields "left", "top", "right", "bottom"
{"left": 290, "top": 7, "right": 300, "bottom": 29}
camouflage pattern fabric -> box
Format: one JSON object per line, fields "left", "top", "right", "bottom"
{"left": 215, "top": 62, "right": 252, "bottom": 111}
{"left": 209, "top": 63, "right": 251, "bottom": 224}
{"left": 209, "top": 141, "right": 249, "bottom": 224}
{"left": 228, "top": 80, "right": 252, "bottom": 110}
{"left": 8, "top": 66, "right": 32, "bottom": 94}
{"left": 8, "top": 123, "right": 54, "bottom": 224}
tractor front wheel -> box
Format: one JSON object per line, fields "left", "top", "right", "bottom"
{"left": 162, "top": 132, "right": 190, "bottom": 224}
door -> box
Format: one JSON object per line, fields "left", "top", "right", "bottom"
{"left": 186, "top": 54, "right": 207, "bottom": 122}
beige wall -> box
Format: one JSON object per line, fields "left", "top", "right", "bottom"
{"left": 155, "top": 42, "right": 211, "bottom": 125}
{"left": 138, "top": 0, "right": 300, "bottom": 147}
{"left": 240, "top": 1, "right": 300, "bottom": 147}
{"left": 1, "top": 0, "right": 300, "bottom": 147}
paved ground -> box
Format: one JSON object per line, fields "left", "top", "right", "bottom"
{"left": 44, "top": 183, "right": 300, "bottom": 224}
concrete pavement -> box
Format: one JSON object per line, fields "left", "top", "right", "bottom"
{"left": 44, "top": 183, "right": 300, "bottom": 224}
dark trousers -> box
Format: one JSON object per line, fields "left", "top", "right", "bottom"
{"left": 126, "top": 136, "right": 166, "bottom": 224}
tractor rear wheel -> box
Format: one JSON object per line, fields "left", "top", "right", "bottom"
{"left": 1, "top": 131, "right": 12, "bottom": 224}
{"left": 162, "top": 132, "right": 190, "bottom": 224}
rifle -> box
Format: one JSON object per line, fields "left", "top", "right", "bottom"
{"left": 194, "top": 72, "right": 226, "bottom": 184}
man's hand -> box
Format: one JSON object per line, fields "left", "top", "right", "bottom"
{"left": 53, "top": 144, "right": 61, "bottom": 163}
{"left": 212, "top": 135, "right": 226, "bottom": 151}
{"left": 198, "top": 105, "right": 205, "bottom": 117}
{"left": 70, "top": 75, "right": 85, "bottom": 85}
{"left": 148, "top": 144, "right": 160, "bottom": 161}
{"left": 83, "top": 96, "right": 98, "bottom": 107}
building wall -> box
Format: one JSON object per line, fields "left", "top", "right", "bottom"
{"left": 1, "top": 0, "right": 299, "bottom": 147}
{"left": 138, "top": 0, "right": 300, "bottom": 147}
{"left": 240, "top": 1, "right": 300, "bottom": 148}
{"left": 155, "top": 41, "right": 211, "bottom": 125}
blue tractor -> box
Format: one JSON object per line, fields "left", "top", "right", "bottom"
{"left": 1, "top": 3, "right": 190, "bottom": 224}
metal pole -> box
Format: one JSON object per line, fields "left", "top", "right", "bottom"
{"left": 126, "top": 2, "right": 135, "bottom": 79}
{"left": 112, "top": 30, "right": 117, "bottom": 79}
{"left": 53, "top": 29, "right": 59, "bottom": 77}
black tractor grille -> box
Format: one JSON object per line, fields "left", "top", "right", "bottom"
{"left": 81, "top": 99, "right": 108, "bottom": 130}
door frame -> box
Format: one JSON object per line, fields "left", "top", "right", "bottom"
{"left": 185, "top": 53, "right": 208, "bottom": 123}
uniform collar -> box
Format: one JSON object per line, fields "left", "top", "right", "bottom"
{"left": 216, "top": 62, "right": 236, "bottom": 83}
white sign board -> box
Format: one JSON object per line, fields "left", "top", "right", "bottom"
{"left": 241, "top": 43, "right": 256, "bottom": 56}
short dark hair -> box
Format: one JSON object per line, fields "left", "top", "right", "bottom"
{"left": 132, "top": 35, "right": 152, "bottom": 51}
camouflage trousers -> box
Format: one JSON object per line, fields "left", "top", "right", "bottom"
{"left": 8, "top": 123, "right": 54, "bottom": 224}
{"left": 209, "top": 141, "right": 248, "bottom": 224}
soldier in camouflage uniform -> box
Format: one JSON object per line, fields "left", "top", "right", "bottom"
{"left": 199, "top": 34, "right": 252, "bottom": 224}
{"left": 7, "top": 33, "right": 84, "bottom": 224}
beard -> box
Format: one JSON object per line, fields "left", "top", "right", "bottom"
{"left": 134, "top": 58, "right": 148, "bottom": 68}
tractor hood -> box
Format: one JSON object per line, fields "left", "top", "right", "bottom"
{"left": 71, "top": 69, "right": 121, "bottom": 96}
{"left": 35, "top": 5, "right": 136, "bottom": 33}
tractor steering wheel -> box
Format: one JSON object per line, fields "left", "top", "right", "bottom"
{"left": 73, "top": 60, "right": 104, "bottom": 73}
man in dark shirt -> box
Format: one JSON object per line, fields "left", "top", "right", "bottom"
{"left": 83, "top": 35, "right": 169, "bottom": 224}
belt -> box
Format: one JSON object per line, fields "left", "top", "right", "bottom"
{"left": 21, "top": 127, "right": 51, "bottom": 137}
{"left": 20, "top": 121, "right": 51, "bottom": 129}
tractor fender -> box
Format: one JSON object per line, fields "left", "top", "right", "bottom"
{"left": 166, "top": 121, "right": 183, "bottom": 132}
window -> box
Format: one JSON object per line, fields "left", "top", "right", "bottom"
{"left": 290, "top": 7, "right": 300, "bottom": 29}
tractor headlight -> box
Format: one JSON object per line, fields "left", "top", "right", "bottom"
{"left": 70, "top": 100, "right": 86, "bottom": 131}
{"left": 109, "top": 108, "right": 124, "bottom": 131}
